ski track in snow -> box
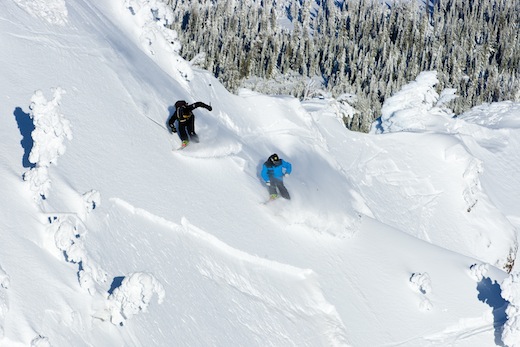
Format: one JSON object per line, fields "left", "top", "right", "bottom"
{"left": 386, "top": 322, "right": 495, "bottom": 347}
{"left": 110, "top": 197, "right": 351, "bottom": 346}
{"left": 421, "top": 318, "right": 496, "bottom": 347}
{"left": 173, "top": 139, "right": 242, "bottom": 159}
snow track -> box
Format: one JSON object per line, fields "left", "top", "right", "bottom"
{"left": 93, "top": 198, "right": 351, "bottom": 346}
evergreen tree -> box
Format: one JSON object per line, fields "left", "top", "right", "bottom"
{"left": 167, "top": 0, "right": 519, "bottom": 132}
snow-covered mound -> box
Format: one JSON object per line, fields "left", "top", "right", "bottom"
{"left": 370, "top": 72, "right": 518, "bottom": 270}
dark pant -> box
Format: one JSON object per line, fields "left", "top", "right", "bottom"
{"left": 268, "top": 178, "right": 290, "bottom": 199}
{"left": 176, "top": 117, "right": 196, "bottom": 142}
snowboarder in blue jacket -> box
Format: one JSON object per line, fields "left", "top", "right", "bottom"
{"left": 261, "top": 153, "right": 292, "bottom": 200}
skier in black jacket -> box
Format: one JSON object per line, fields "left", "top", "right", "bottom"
{"left": 168, "top": 100, "right": 212, "bottom": 148}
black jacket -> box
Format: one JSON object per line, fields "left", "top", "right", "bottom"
{"left": 168, "top": 102, "right": 212, "bottom": 129}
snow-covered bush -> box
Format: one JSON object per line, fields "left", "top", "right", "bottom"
{"left": 125, "top": 0, "right": 173, "bottom": 26}
{"left": 28, "top": 88, "right": 71, "bottom": 167}
{"left": 462, "top": 157, "right": 483, "bottom": 213}
{"left": 23, "top": 166, "right": 51, "bottom": 202}
{"left": 82, "top": 190, "right": 101, "bottom": 215}
{"left": 48, "top": 215, "right": 107, "bottom": 295}
{"left": 106, "top": 272, "right": 165, "bottom": 326}
{"left": 372, "top": 71, "right": 456, "bottom": 134}
{"left": 409, "top": 272, "right": 433, "bottom": 311}
{"left": 469, "top": 263, "right": 489, "bottom": 282}
{"left": 23, "top": 88, "right": 72, "bottom": 201}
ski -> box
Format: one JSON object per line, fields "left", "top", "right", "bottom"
{"left": 262, "top": 197, "right": 279, "bottom": 204}
{"left": 175, "top": 141, "right": 190, "bottom": 150}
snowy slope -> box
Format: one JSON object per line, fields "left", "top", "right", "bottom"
{"left": 1, "top": 0, "right": 519, "bottom": 346}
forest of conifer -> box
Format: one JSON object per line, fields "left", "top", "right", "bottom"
{"left": 167, "top": 0, "right": 519, "bottom": 132}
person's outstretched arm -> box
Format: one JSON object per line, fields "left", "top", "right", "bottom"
{"left": 190, "top": 101, "right": 212, "bottom": 111}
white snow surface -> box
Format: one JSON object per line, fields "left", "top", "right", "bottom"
{"left": 1, "top": 0, "right": 520, "bottom": 346}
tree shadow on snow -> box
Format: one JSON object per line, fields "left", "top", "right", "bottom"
{"left": 477, "top": 277, "right": 508, "bottom": 346}
{"left": 13, "top": 107, "right": 35, "bottom": 168}
{"left": 108, "top": 276, "right": 125, "bottom": 294}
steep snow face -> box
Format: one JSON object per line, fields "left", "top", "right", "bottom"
{"left": 367, "top": 72, "right": 518, "bottom": 270}
{"left": 1, "top": 0, "right": 519, "bottom": 347}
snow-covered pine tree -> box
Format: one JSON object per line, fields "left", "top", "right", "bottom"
{"left": 166, "top": 0, "right": 519, "bottom": 131}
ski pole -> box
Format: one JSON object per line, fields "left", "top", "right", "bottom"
{"left": 208, "top": 83, "right": 212, "bottom": 106}
{"left": 144, "top": 114, "right": 168, "bottom": 130}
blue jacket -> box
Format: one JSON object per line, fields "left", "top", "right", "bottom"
{"left": 261, "top": 159, "right": 292, "bottom": 182}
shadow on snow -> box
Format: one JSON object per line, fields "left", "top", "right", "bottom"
{"left": 14, "top": 106, "right": 35, "bottom": 168}
{"left": 108, "top": 276, "right": 125, "bottom": 294}
{"left": 477, "top": 277, "right": 508, "bottom": 346}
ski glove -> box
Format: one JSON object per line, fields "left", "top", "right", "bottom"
{"left": 284, "top": 173, "right": 289, "bottom": 177}
{"left": 170, "top": 126, "right": 177, "bottom": 133}
{"left": 266, "top": 181, "right": 270, "bottom": 186}
{"left": 205, "top": 105, "right": 212, "bottom": 111}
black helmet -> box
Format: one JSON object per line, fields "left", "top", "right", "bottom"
{"left": 269, "top": 153, "right": 280, "bottom": 164}
{"left": 175, "top": 100, "right": 188, "bottom": 108}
